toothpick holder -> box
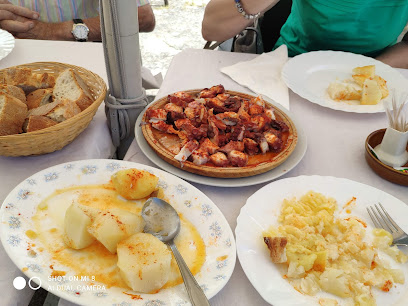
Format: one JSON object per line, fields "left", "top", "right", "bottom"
{"left": 374, "top": 127, "right": 408, "bottom": 167}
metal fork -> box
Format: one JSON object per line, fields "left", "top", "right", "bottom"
{"left": 366, "top": 203, "right": 408, "bottom": 246}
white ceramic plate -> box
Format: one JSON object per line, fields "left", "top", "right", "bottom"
{"left": 0, "top": 159, "right": 236, "bottom": 306}
{"left": 282, "top": 51, "right": 408, "bottom": 113}
{"left": 135, "top": 99, "right": 307, "bottom": 188}
{"left": 0, "top": 29, "right": 15, "bottom": 61}
{"left": 236, "top": 175, "right": 408, "bottom": 306}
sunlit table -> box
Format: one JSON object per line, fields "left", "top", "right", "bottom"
{"left": 0, "top": 39, "right": 115, "bottom": 306}
{"left": 122, "top": 48, "right": 408, "bottom": 306}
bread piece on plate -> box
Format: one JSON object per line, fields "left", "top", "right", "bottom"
{"left": 264, "top": 236, "right": 288, "bottom": 263}
{"left": 0, "top": 84, "right": 26, "bottom": 104}
{"left": 46, "top": 99, "right": 81, "bottom": 122}
{"left": 3, "top": 67, "right": 55, "bottom": 94}
{"left": 0, "top": 93, "right": 28, "bottom": 136}
{"left": 53, "top": 68, "right": 93, "bottom": 111}
{"left": 24, "top": 115, "right": 57, "bottom": 132}
{"left": 26, "top": 88, "right": 53, "bottom": 110}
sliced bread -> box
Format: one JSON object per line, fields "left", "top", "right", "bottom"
{"left": 0, "top": 93, "right": 28, "bottom": 136}
{"left": 52, "top": 69, "right": 93, "bottom": 111}
{"left": 26, "top": 88, "right": 53, "bottom": 110}
{"left": 24, "top": 115, "right": 57, "bottom": 132}
{"left": 0, "top": 84, "right": 26, "bottom": 104}
{"left": 3, "top": 67, "right": 56, "bottom": 94}
{"left": 46, "top": 99, "right": 81, "bottom": 123}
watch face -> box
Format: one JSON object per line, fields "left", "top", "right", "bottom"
{"left": 73, "top": 24, "right": 89, "bottom": 40}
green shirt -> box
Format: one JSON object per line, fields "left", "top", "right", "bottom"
{"left": 274, "top": 0, "right": 408, "bottom": 57}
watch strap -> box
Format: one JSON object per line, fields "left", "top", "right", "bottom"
{"left": 73, "top": 19, "right": 84, "bottom": 24}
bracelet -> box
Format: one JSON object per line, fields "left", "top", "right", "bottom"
{"left": 234, "top": 0, "right": 261, "bottom": 20}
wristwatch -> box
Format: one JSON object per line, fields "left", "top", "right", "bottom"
{"left": 71, "top": 19, "right": 89, "bottom": 42}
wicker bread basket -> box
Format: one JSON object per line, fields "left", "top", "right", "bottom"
{"left": 0, "top": 62, "right": 107, "bottom": 156}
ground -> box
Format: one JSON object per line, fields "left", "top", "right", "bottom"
{"left": 139, "top": 0, "right": 210, "bottom": 79}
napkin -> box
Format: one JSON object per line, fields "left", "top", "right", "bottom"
{"left": 220, "top": 45, "right": 290, "bottom": 109}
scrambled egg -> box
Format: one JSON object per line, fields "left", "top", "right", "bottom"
{"left": 264, "top": 191, "right": 407, "bottom": 305}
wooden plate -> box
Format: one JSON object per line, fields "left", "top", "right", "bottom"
{"left": 142, "top": 89, "right": 298, "bottom": 178}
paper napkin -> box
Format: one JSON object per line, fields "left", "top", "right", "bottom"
{"left": 220, "top": 44, "right": 290, "bottom": 109}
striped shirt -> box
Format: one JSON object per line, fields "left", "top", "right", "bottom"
{"left": 9, "top": 0, "right": 150, "bottom": 22}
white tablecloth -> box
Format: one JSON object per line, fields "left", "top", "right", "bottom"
{"left": 0, "top": 39, "right": 115, "bottom": 306}
{"left": 122, "top": 49, "right": 408, "bottom": 306}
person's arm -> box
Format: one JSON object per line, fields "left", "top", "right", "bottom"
{"left": 202, "top": 0, "right": 280, "bottom": 42}
{"left": 14, "top": 17, "right": 101, "bottom": 41}
{"left": 2, "top": 3, "right": 155, "bottom": 41}
{"left": 376, "top": 33, "right": 408, "bottom": 69}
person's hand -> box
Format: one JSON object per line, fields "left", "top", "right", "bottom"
{"left": 0, "top": 1, "right": 39, "bottom": 35}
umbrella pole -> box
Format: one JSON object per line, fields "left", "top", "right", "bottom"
{"left": 100, "top": 0, "right": 148, "bottom": 158}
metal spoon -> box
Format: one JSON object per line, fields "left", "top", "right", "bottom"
{"left": 142, "top": 197, "right": 210, "bottom": 306}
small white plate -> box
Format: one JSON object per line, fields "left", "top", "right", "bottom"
{"left": 236, "top": 175, "right": 408, "bottom": 306}
{"left": 135, "top": 99, "right": 307, "bottom": 188}
{"left": 0, "top": 29, "right": 15, "bottom": 61}
{"left": 282, "top": 51, "right": 408, "bottom": 113}
{"left": 0, "top": 159, "right": 236, "bottom": 305}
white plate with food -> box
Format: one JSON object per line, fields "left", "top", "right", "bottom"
{"left": 282, "top": 51, "right": 408, "bottom": 113}
{"left": 0, "top": 29, "right": 15, "bottom": 61}
{"left": 236, "top": 175, "right": 408, "bottom": 306}
{"left": 135, "top": 93, "right": 307, "bottom": 187}
{"left": 0, "top": 159, "right": 236, "bottom": 305}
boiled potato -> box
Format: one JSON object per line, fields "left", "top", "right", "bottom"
{"left": 112, "top": 169, "right": 159, "bottom": 200}
{"left": 352, "top": 74, "right": 368, "bottom": 87}
{"left": 361, "top": 78, "right": 382, "bottom": 105}
{"left": 63, "top": 203, "right": 96, "bottom": 249}
{"left": 373, "top": 75, "right": 389, "bottom": 98}
{"left": 87, "top": 207, "right": 145, "bottom": 254}
{"left": 327, "top": 82, "right": 362, "bottom": 100}
{"left": 352, "top": 65, "right": 375, "bottom": 77}
{"left": 117, "top": 233, "right": 171, "bottom": 293}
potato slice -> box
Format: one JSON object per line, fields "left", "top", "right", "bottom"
{"left": 361, "top": 79, "right": 382, "bottom": 105}
{"left": 352, "top": 65, "right": 375, "bottom": 77}
{"left": 63, "top": 203, "right": 96, "bottom": 249}
{"left": 327, "top": 82, "right": 362, "bottom": 100}
{"left": 112, "top": 169, "right": 159, "bottom": 200}
{"left": 117, "top": 233, "right": 171, "bottom": 293}
{"left": 352, "top": 74, "right": 369, "bottom": 87}
{"left": 87, "top": 207, "right": 145, "bottom": 254}
{"left": 373, "top": 75, "right": 389, "bottom": 98}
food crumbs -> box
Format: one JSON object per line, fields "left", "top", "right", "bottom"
{"left": 217, "top": 255, "right": 228, "bottom": 261}
{"left": 22, "top": 267, "right": 28, "bottom": 272}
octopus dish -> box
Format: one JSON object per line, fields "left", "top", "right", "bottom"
{"left": 141, "top": 85, "right": 297, "bottom": 178}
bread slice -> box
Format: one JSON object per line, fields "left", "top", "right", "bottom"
{"left": 264, "top": 236, "right": 288, "bottom": 263}
{"left": 28, "top": 100, "right": 61, "bottom": 117}
{"left": 0, "top": 93, "right": 28, "bottom": 136}
{"left": 26, "top": 88, "right": 53, "bottom": 110}
{"left": 53, "top": 69, "right": 93, "bottom": 111}
{"left": 46, "top": 99, "right": 81, "bottom": 122}
{"left": 3, "top": 67, "right": 55, "bottom": 94}
{"left": 0, "top": 84, "right": 26, "bottom": 104}
{"left": 24, "top": 115, "right": 57, "bottom": 132}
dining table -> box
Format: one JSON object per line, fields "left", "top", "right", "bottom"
{"left": 120, "top": 48, "right": 408, "bottom": 306}
{"left": 0, "top": 39, "right": 115, "bottom": 306}
{"left": 1, "top": 43, "right": 407, "bottom": 306}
